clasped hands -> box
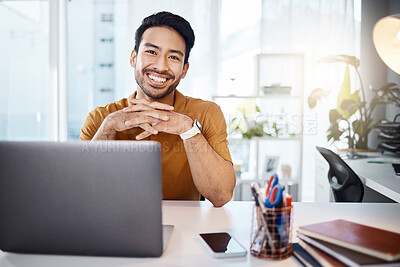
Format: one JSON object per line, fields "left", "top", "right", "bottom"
{"left": 105, "top": 98, "right": 193, "bottom": 140}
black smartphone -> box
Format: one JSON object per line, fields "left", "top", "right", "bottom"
{"left": 198, "top": 232, "right": 247, "bottom": 258}
{"left": 393, "top": 164, "right": 400, "bottom": 176}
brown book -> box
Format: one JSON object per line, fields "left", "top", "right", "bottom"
{"left": 298, "top": 239, "right": 347, "bottom": 267}
{"left": 293, "top": 243, "right": 323, "bottom": 267}
{"left": 298, "top": 233, "right": 400, "bottom": 267}
{"left": 298, "top": 219, "right": 400, "bottom": 261}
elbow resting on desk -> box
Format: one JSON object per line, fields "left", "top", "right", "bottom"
{"left": 203, "top": 171, "right": 236, "bottom": 207}
{"left": 210, "top": 165, "right": 236, "bottom": 207}
{"left": 209, "top": 189, "right": 234, "bottom": 208}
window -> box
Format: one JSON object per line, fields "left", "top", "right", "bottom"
{"left": 67, "top": 0, "right": 117, "bottom": 140}
{"left": 0, "top": 1, "right": 49, "bottom": 140}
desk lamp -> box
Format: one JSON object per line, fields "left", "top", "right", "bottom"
{"left": 373, "top": 14, "right": 400, "bottom": 75}
{"left": 373, "top": 14, "right": 400, "bottom": 156}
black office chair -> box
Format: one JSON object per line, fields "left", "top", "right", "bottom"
{"left": 316, "top": 146, "right": 364, "bottom": 202}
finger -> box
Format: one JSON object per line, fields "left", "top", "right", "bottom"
{"left": 123, "top": 103, "right": 155, "bottom": 113}
{"left": 128, "top": 98, "right": 174, "bottom": 111}
{"left": 122, "top": 104, "right": 171, "bottom": 121}
{"left": 126, "top": 111, "right": 170, "bottom": 123}
{"left": 152, "top": 121, "right": 167, "bottom": 132}
{"left": 138, "top": 123, "right": 158, "bottom": 135}
{"left": 123, "top": 104, "right": 172, "bottom": 119}
{"left": 125, "top": 116, "right": 159, "bottom": 128}
{"left": 136, "top": 130, "right": 153, "bottom": 140}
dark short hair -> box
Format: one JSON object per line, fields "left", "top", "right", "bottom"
{"left": 134, "top": 11, "right": 195, "bottom": 65}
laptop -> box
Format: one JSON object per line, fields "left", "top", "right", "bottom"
{"left": 0, "top": 141, "right": 173, "bottom": 257}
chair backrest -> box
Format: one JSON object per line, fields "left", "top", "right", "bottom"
{"left": 316, "top": 146, "right": 364, "bottom": 202}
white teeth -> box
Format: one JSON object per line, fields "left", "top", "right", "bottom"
{"left": 148, "top": 74, "right": 167, "bottom": 83}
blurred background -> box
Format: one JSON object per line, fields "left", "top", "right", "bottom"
{"left": 1, "top": 0, "right": 399, "bottom": 202}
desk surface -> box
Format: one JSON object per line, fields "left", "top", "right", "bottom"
{"left": 344, "top": 154, "right": 400, "bottom": 202}
{"left": 1, "top": 201, "right": 400, "bottom": 267}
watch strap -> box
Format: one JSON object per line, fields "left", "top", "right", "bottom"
{"left": 180, "top": 119, "right": 202, "bottom": 140}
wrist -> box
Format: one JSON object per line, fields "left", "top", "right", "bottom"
{"left": 92, "top": 116, "right": 117, "bottom": 140}
{"left": 180, "top": 119, "right": 202, "bottom": 140}
{"left": 101, "top": 116, "right": 118, "bottom": 133}
{"left": 179, "top": 117, "right": 194, "bottom": 135}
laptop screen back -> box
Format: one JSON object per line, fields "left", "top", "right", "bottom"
{"left": 0, "top": 141, "right": 163, "bottom": 257}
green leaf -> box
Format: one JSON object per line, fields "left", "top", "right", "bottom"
{"left": 317, "top": 55, "right": 360, "bottom": 68}
{"left": 327, "top": 124, "right": 344, "bottom": 143}
{"left": 243, "top": 132, "right": 252, "bottom": 139}
{"left": 329, "top": 109, "right": 342, "bottom": 123}
{"left": 255, "top": 105, "right": 260, "bottom": 113}
{"left": 336, "top": 66, "right": 360, "bottom": 118}
{"left": 307, "top": 88, "right": 330, "bottom": 108}
{"left": 340, "top": 99, "right": 359, "bottom": 116}
{"left": 376, "top": 82, "right": 398, "bottom": 94}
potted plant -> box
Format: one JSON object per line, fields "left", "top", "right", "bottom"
{"left": 229, "top": 104, "right": 297, "bottom": 139}
{"left": 308, "top": 55, "right": 400, "bottom": 150}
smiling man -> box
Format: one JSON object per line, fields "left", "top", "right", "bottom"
{"left": 80, "top": 11, "right": 235, "bottom": 207}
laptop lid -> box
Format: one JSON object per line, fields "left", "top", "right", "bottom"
{"left": 0, "top": 141, "right": 163, "bottom": 257}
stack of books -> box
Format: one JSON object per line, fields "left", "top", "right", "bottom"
{"left": 376, "top": 117, "right": 400, "bottom": 155}
{"left": 292, "top": 219, "right": 400, "bottom": 267}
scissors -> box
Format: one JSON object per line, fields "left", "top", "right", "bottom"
{"left": 265, "top": 174, "right": 284, "bottom": 208}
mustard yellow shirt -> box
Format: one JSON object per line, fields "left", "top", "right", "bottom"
{"left": 80, "top": 90, "right": 232, "bottom": 200}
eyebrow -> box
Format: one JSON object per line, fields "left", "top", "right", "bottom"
{"left": 144, "top": 42, "right": 184, "bottom": 57}
{"left": 169, "top": 49, "right": 184, "bottom": 57}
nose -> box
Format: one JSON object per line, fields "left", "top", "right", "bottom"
{"left": 154, "top": 55, "right": 168, "bottom": 72}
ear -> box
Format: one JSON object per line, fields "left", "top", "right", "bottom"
{"left": 130, "top": 50, "right": 137, "bottom": 68}
{"left": 181, "top": 62, "right": 189, "bottom": 79}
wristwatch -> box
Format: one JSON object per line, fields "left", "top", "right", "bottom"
{"left": 180, "top": 119, "right": 202, "bottom": 140}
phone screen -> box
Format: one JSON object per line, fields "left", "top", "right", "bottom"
{"left": 393, "top": 164, "right": 400, "bottom": 176}
{"left": 199, "top": 232, "right": 246, "bottom": 254}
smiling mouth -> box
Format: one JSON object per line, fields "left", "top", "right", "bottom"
{"left": 148, "top": 74, "right": 168, "bottom": 83}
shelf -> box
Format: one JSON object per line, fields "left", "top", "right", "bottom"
{"left": 217, "top": 53, "right": 304, "bottom": 201}
{"left": 228, "top": 136, "right": 302, "bottom": 141}
{"left": 212, "top": 95, "right": 301, "bottom": 100}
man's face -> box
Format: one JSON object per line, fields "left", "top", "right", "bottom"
{"left": 131, "top": 27, "right": 189, "bottom": 100}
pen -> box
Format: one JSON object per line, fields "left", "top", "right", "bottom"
{"left": 252, "top": 183, "right": 266, "bottom": 211}
{"left": 251, "top": 206, "right": 266, "bottom": 255}
{"left": 251, "top": 184, "right": 276, "bottom": 254}
{"left": 368, "top": 160, "right": 400, "bottom": 164}
{"left": 250, "top": 187, "right": 266, "bottom": 254}
{"left": 286, "top": 194, "right": 292, "bottom": 207}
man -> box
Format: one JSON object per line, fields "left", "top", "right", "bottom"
{"left": 80, "top": 11, "right": 235, "bottom": 207}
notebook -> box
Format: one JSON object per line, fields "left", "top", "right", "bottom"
{"left": 0, "top": 141, "right": 171, "bottom": 257}
{"left": 297, "top": 239, "right": 346, "bottom": 267}
{"left": 297, "top": 234, "right": 400, "bottom": 267}
{"left": 298, "top": 219, "right": 400, "bottom": 261}
{"left": 292, "top": 243, "right": 323, "bottom": 267}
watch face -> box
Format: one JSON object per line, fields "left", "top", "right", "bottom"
{"left": 195, "top": 119, "right": 202, "bottom": 132}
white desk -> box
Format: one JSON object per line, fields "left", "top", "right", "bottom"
{"left": 1, "top": 201, "right": 400, "bottom": 267}
{"left": 344, "top": 155, "right": 400, "bottom": 202}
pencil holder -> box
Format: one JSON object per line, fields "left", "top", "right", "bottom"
{"left": 250, "top": 204, "right": 293, "bottom": 260}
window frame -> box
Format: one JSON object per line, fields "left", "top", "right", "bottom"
{"left": 49, "top": 0, "right": 68, "bottom": 141}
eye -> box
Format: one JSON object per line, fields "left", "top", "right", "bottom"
{"left": 169, "top": 55, "right": 181, "bottom": 61}
{"left": 145, "top": 50, "right": 156, "bottom": 55}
